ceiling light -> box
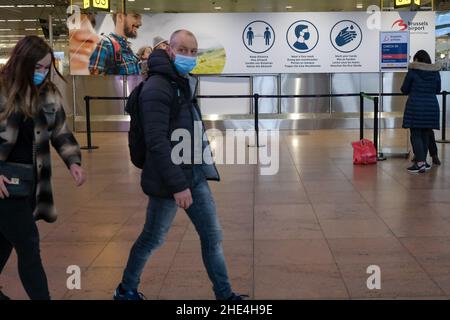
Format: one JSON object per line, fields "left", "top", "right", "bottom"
{"left": 0, "top": 35, "right": 26, "bottom": 38}
{"left": 144, "top": 8, "right": 151, "bottom": 11}
{"left": 356, "top": 3, "right": 364, "bottom": 9}
{"left": 214, "top": 6, "right": 222, "bottom": 10}
{"left": 286, "top": 5, "right": 293, "bottom": 9}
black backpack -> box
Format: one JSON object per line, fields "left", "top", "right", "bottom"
{"left": 125, "top": 80, "right": 146, "bottom": 169}
{"left": 125, "top": 76, "right": 182, "bottom": 169}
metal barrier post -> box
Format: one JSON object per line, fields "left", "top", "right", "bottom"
{"left": 437, "top": 91, "right": 449, "bottom": 144}
{"left": 252, "top": 93, "right": 261, "bottom": 148}
{"left": 374, "top": 97, "right": 378, "bottom": 153}
{"left": 373, "top": 97, "right": 386, "bottom": 161}
{"left": 80, "top": 96, "right": 99, "bottom": 151}
{"left": 360, "top": 92, "right": 364, "bottom": 140}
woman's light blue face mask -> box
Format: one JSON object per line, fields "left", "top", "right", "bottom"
{"left": 34, "top": 70, "right": 49, "bottom": 86}
{"left": 174, "top": 54, "right": 197, "bottom": 75}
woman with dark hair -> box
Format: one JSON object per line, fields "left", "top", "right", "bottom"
{"left": 401, "top": 50, "right": 441, "bottom": 173}
{"left": 0, "top": 36, "right": 86, "bottom": 300}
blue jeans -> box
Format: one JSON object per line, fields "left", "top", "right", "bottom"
{"left": 121, "top": 166, "right": 232, "bottom": 300}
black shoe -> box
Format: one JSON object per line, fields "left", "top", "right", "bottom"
{"left": 432, "top": 156, "right": 441, "bottom": 165}
{"left": 407, "top": 163, "right": 426, "bottom": 173}
{"left": 425, "top": 163, "right": 432, "bottom": 171}
{"left": 0, "top": 288, "right": 10, "bottom": 300}
{"left": 226, "top": 292, "right": 249, "bottom": 300}
{"left": 113, "top": 284, "right": 146, "bottom": 300}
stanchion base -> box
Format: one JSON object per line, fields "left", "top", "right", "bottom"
{"left": 436, "top": 140, "right": 450, "bottom": 144}
{"left": 248, "top": 144, "right": 266, "bottom": 148}
{"left": 377, "top": 153, "right": 387, "bottom": 161}
{"left": 81, "top": 146, "right": 99, "bottom": 150}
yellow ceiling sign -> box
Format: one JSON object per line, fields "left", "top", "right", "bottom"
{"left": 83, "top": 0, "right": 110, "bottom": 11}
{"left": 394, "top": 0, "right": 421, "bottom": 8}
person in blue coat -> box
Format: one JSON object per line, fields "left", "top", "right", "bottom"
{"left": 401, "top": 50, "right": 441, "bottom": 173}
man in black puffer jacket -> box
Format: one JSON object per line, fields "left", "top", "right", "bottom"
{"left": 114, "top": 30, "right": 244, "bottom": 301}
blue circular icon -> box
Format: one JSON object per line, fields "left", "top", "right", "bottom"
{"left": 242, "top": 21, "right": 275, "bottom": 54}
{"left": 330, "top": 20, "right": 363, "bottom": 53}
{"left": 286, "top": 20, "right": 319, "bottom": 54}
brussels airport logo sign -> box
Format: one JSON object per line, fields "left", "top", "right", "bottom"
{"left": 391, "top": 19, "right": 429, "bottom": 33}
{"left": 392, "top": 19, "right": 408, "bottom": 31}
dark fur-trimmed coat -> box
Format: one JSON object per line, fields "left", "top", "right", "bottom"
{"left": 401, "top": 62, "right": 442, "bottom": 129}
{"left": 0, "top": 88, "right": 81, "bottom": 223}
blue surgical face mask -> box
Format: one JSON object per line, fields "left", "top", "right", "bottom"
{"left": 174, "top": 54, "right": 197, "bottom": 75}
{"left": 34, "top": 70, "right": 48, "bottom": 86}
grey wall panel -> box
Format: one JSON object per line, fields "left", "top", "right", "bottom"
{"left": 61, "top": 76, "right": 74, "bottom": 130}
{"left": 360, "top": 73, "right": 380, "bottom": 113}
{"left": 126, "top": 76, "right": 145, "bottom": 95}
{"left": 54, "top": 76, "right": 73, "bottom": 115}
{"left": 441, "top": 72, "right": 450, "bottom": 92}
{"left": 281, "top": 74, "right": 329, "bottom": 113}
{"left": 331, "top": 73, "right": 380, "bottom": 113}
{"left": 252, "top": 76, "right": 277, "bottom": 114}
{"left": 382, "top": 72, "right": 407, "bottom": 112}
{"left": 331, "top": 73, "right": 359, "bottom": 113}
{"left": 74, "top": 76, "right": 125, "bottom": 116}
{"left": 198, "top": 76, "right": 251, "bottom": 115}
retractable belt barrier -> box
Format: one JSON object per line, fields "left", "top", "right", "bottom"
{"left": 82, "top": 91, "right": 449, "bottom": 152}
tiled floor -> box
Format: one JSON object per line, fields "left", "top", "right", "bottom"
{"left": 2, "top": 128, "right": 450, "bottom": 300}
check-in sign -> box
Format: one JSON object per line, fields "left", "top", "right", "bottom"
{"left": 380, "top": 31, "right": 410, "bottom": 71}
{"left": 83, "top": 0, "right": 110, "bottom": 11}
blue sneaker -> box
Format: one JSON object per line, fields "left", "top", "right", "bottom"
{"left": 113, "top": 284, "right": 146, "bottom": 300}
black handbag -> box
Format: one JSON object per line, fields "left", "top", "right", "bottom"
{"left": 0, "top": 161, "right": 35, "bottom": 198}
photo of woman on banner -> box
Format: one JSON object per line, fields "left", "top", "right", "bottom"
{"left": 69, "top": 12, "right": 100, "bottom": 75}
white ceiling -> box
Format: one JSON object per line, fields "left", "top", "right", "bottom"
{"left": 0, "top": 0, "right": 442, "bottom": 54}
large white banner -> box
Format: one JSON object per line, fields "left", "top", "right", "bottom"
{"left": 80, "top": 11, "right": 435, "bottom": 75}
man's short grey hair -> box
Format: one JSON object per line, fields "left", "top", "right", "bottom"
{"left": 169, "top": 30, "right": 197, "bottom": 47}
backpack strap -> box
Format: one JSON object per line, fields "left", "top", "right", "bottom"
{"left": 103, "top": 35, "right": 122, "bottom": 74}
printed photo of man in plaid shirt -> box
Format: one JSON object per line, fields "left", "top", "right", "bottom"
{"left": 89, "top": 12, "right": 142, "bottom": 75}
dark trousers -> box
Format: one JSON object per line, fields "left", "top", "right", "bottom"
{"left": 427, "top": 129, "right": 438, "bottom": 157}
{"left": 410, "top": 129, "right": 438, "bottom": 160}
{"left": 410, "top": 128, "right": 431, "bottom": 162}
{"left": 0, "top": 198, "right": 50, "bottom": 300}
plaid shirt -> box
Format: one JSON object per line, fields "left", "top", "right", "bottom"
{"left": 89, "top": 33, "right": 141, "bottom": 75}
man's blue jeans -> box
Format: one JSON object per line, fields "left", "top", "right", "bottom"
{"left": 121, "top": 166, "right": 232, "bottom": 300}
